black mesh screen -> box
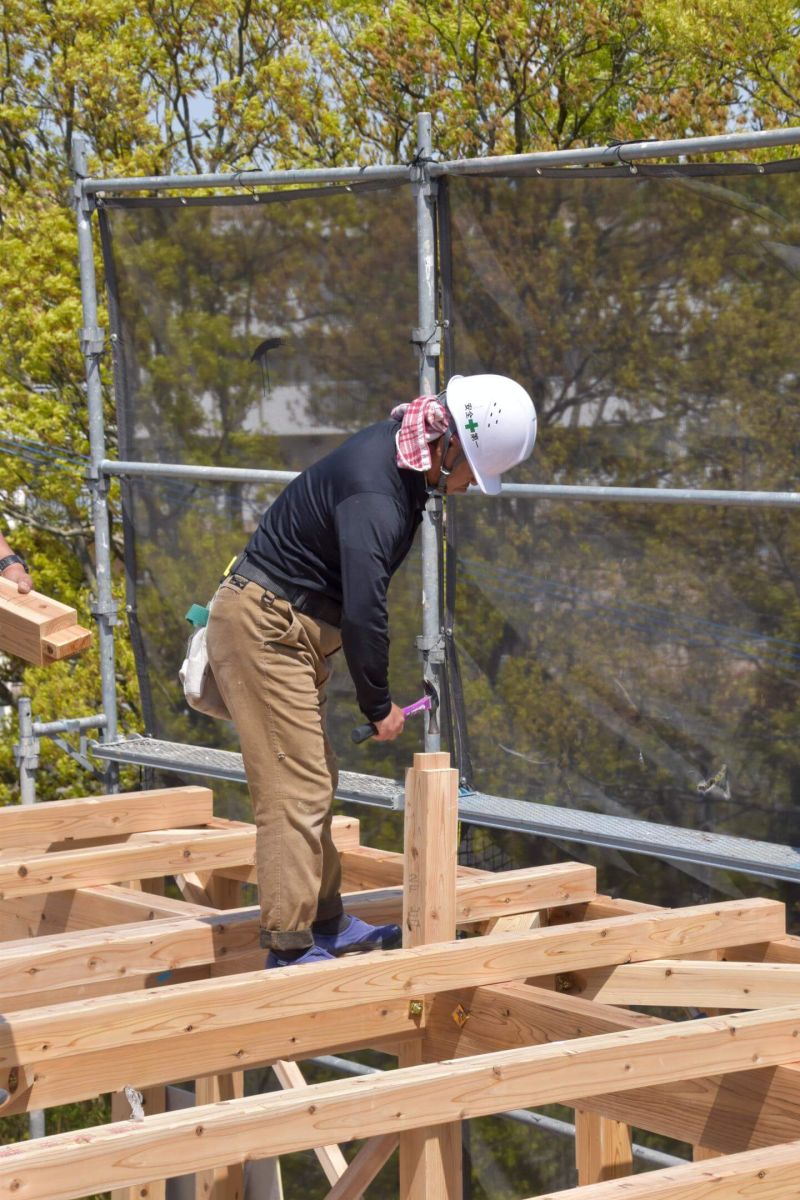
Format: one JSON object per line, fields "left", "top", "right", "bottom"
{"left": 101, "top": 183, "right": 423, "bottom": 778}
{"left": 444, "top": 165, "right": 800, "bottom": 855}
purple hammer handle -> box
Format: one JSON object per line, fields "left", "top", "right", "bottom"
{"left": 351, "top": 694, "right": 431, "bottom": 744}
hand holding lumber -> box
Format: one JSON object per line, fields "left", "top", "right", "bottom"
{"left": 0, "top": 577, "right": 92, "bottom": 665}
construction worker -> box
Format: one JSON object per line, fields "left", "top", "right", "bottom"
{"left": 0, "top": 532, "right": 32, "bottom": 593}
{"left": 207, "top": 374, "right": 537, "bottom": 967}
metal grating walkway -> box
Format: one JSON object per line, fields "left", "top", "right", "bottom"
{"left": 92, "top": 736, "right": 800, "bottom": 884}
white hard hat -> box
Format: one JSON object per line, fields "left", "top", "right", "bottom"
{"left": 446, "top": 374, "right": 537, "bottom": 495}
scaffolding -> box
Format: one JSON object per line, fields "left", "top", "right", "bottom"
{"left": 28, "top": 113, "right": 795, "bottom": 879}
{"left": 5, "top": 116, "right": 800, "bottom": 1195}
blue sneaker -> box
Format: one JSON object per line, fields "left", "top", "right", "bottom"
{"left": 265, "top": 945, "right": 336, "bottom": 969}
{"left": 313, "top": 914, "right": 402, "bottom": 956}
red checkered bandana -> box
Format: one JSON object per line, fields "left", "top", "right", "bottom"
{"left": 391, "top": 396, "right": 450, "bottom": 472}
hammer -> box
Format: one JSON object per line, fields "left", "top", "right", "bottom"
{"left": 351, "top": 680, "right": 439, "bottom": 743}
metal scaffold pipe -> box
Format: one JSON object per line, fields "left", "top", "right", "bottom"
{"left": 101, "top": 460, "right": 800, "bottom": 509}
{"left": 78, "top": 125, "right": 800, "bottom": 199}
{"left": 430, "top": 125, "right": 800, "bottom": 175}
{"left": 72, "top": 135, "right": 119, "bottom": 783}
{"left": 414, "top": 112, "right": 444, "bottom": 753}
{"left": 81, "top": 163, "right": 409, "bottom": 196}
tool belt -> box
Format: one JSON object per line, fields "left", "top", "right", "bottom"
{"left": 229, "top": 555, "right": 342, "bottom": 629}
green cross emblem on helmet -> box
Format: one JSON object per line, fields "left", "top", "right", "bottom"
{"left": 465, "top": 418, "right": 479, "bottom": 433}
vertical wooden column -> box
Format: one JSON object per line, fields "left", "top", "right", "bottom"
{"left": 575, "top": 1110, "right": 633, "bottom": 1184}
{"left": 195, "top": 1073, "right": 245, "bottom": 1199}
{"left": 195, "top": 871, "right": 245, "bottom": 1200}
{"left": 110, "top": 1087, "right": 166, "bottom": 1200}
{"left": 398, "top": 751, "right": 462, "bottom": 1200}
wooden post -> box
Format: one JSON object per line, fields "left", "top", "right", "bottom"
{"left": 575, "top": 1110, "right": 633, "bottom": 1184}
{"left": 398, "top": 751, "right": 462, "bottom": 1200}
{"left": 195, "top": 871, "right": 244, "bottom": 1200}
{"left": 110, "top": 1087, "right": 166, "bottom": 1200}
{"left": 194, "top": 1073, "right": 244, "bottom": 1200}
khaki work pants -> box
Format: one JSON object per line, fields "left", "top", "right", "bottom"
{"left": 207, "top": 575, "right": 343, "bottom": 950}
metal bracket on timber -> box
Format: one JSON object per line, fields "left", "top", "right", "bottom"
{"left": 2, "top": 769, "right": 800, "bottom": 1200}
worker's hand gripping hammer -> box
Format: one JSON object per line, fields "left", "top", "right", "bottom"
{"left": 351, "top": 681, "right": 439, "bottom": 744}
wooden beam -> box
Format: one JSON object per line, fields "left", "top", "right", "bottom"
{"left": 525, "top": 1138, "right": 800, "bottom": 1199}
{"left": 0, "top": 865, "right": 595, "bottom": 1007}
{"left": 0, "top": 999, "right": 423, "bottom": 1115}
{"left": 0, "top": 826, "right": 256, "bottom": 899}
{"left": 0, "top": 883, "right": 215, "bottom": 942}
{"left": 0, "top": 787, "right": 213, "bottom": 849}
{"left": 723, "top": 934, "right": 800, "bottom": 964}
{"left": 0, "top": 898, "right": 784, "bottom": 1070}
{"left": 399, "top": 751, "right": 462, "bottom": 1200}
{"left": 323, "top": 1133, "right": 398, "bottom": 1200}
{"left": 569, "top": 958, "right": 800, "bottom": 1008}
{"left": 574, "top": 1110, "right": 631, "bottom": 1184}
{"left": 0, "top": 909, "right": 254, "bottom": 1005}
{"left": 427, "top": 983, "right": 800, "bottom": 1155}
{"left": 7, "top": 1006, "right": 800, "bottom": 1199}
{"left": 0, "top": 577, "right": 91, "bottom": 665}
{"left": 339, "top": 846, "right": 404, "bottom": 890}
{"left": 338, "top": 845, "right": 488, "bottom": 893}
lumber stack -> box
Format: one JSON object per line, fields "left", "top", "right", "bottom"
{"left": 1, "top": 762, "right": 800, "bottom": 1200}
{"left": 0, "top": 577, "right": 92, "bottom": 664}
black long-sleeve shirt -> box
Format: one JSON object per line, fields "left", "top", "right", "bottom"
{"left": 246, "top": 419, "right": 428, "bottom": 722}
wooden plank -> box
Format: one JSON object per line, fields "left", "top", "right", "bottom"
{"left": 0, "top": 898, "right": 784, "bottom": 1071}
{"left": 0, "top": 867, "right": 594, "bottom": 1007}
{"left": 399, "top": 752, "right": 462, "bottom": 1200}
{"left": 2, "top": 967, "right": 211, "bottom": 1013}
{"left": 524, "top": 1138, "right": 800, "bottom": 1199}
{"left": 0, "top": 787, "right": 214, "bottom": 849}
{"left": 339, "top": 845, "right": 484, "bottom": 893}
{"left": 273, "top": 1060, "right": 348, "bottom": 1184}
{"left": 0, "top": 826, "right": 256, "bottom": 899}
{"left": 574, "top": 1110, "right": 631, "bottom": 1184}
{"left": 0, "top": 999, "right": 423, "bottom": 1114}
{"left": 428, "top": 983, "right": 800, "bottom": 1155}
{"left": 0, "top": 883, "right": 215, "bottom": 941}
{"left": 339, "top": 846, "right": 404, "bottom": 890}
{"left": 0, "top": 909, "right": 255, "bottom": 1006}
{"left": 723, "top": 934, "right": 800, "bottom": 964}
{"left": 323, "top": 1133, "right": 398, "bottom": 1200}
{"left": 0, "top": 577, "right": 91, "bottom": 665}
{"left": 455, "top": 863, "right": 595, "bottom": 923}
{"left": 569, "top": 958, "right": 800, "bottom": 1008}
{"left": 8, "top": 1006, "right": 800, "bottom": 1199}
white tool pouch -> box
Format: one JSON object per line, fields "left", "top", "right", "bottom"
{"left": 179, "top": 606, "right": 231, "bottom": 721}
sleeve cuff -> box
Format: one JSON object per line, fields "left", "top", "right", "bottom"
{"left": 363, "top": 698, "right": 392, "bottom": 724}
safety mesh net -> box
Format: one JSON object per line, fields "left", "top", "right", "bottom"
{"left": 98, "top": 158, "right": 800, "bottom": 1192}
{"left": 100, "top": 182, "right": 423, "bottom": 784}
{"left": 443, "top": 162, "right": 800, "bottom": 894}
{"left": 100, "top": 163, "right": 800, "bottom": 900}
